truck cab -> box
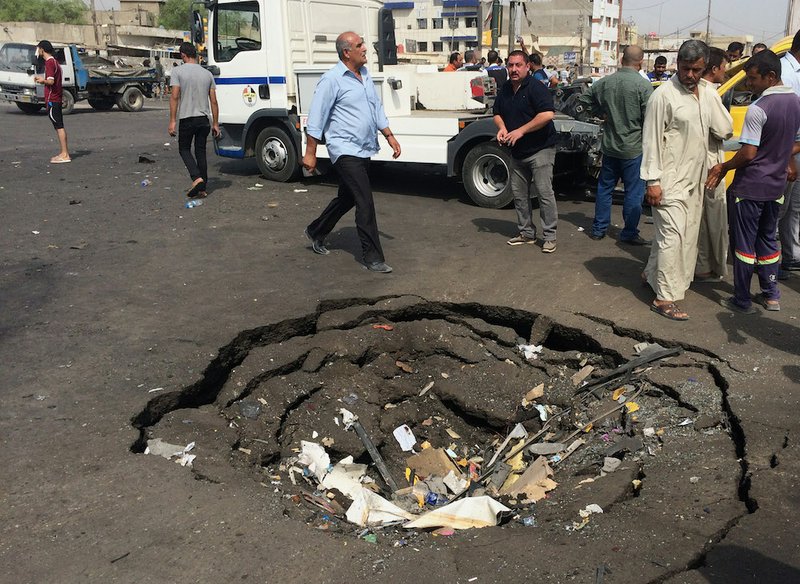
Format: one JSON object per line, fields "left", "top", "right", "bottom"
{"left": 204, "top": 0, "right": 600, "bottom": 208}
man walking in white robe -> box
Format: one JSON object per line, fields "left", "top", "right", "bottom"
{"left": 641, "top": 40, "right": 733, "bottom": 320}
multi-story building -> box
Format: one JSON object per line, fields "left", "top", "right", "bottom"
{"left": 589, "top": 0, "right": 621, "bottom": 75}
{"left": 387, "top": 0, "right": 621, "bottom": 75}
{"left": 387, "top": 0, "right": 480, "bottom": 63}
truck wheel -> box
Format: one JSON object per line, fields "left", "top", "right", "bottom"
{"left": 16, "top": 103, "right": 43, "bottom": 114}
{"left": 88, "top": 98, "right": 115, "bottom": 111}
{"left": 255, "top": 126, "right": 299, "bottom": 182}
{"left": 461, "top": 141, "right": 514, "bottom": 208}
{"left": 117, "top": 87, "right": 144, "bottom": 112}
{"left": 61, "top": 90, "right": 75, "bottom": 115}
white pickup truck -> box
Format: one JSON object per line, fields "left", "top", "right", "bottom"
{"left": 201, "top": 0, "right": 600, "bottom": 208}
{"left": 0, "top": 42, "right": 157, "bottom": 114}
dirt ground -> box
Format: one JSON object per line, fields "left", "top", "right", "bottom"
{"left": 1, "top": 101, "right": 798, "bottom": 584}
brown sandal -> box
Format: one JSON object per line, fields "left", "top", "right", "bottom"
{"left": 650, "top": 301, "right": 689, "bottom": 321}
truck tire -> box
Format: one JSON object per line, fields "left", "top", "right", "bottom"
{"left": 88, "top": 98, "right": 115, "bottom": 111}
{"left": 16, "top": 103, "right": 43, "bottom": 114}
{"left": 61, "top": 90, "right": 75, "bottom": 115}
{"left": 254, "top": 126, "right": 299, "bottom": 182}
{"left": 461, "top": 141, "right": 514, "bottom": 208}
{"left": 117, "top": 87, "right": 144, "bottom": 112}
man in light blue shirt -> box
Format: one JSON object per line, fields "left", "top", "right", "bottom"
{"left": 303, "top": 31, "right": 401, "bottom": 273}
{"left": 779, "top": 30, "right": 800, "bottom": 275}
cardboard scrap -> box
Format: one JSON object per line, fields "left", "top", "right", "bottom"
{"left": 521, "top": 383, "right": 544, "bottom": 406}
{"left": 571, "top": 365, "right": 594, "bottom": 386}
{"left": 500, "top": 456, "right": 557, "bottom": 501}
{"left": 396, "top": 360, "right": 414, "bottom": 373}
{"left": 445, "top": 428, "right": 461, "bottom": 439}
{"left": 407, "top": 448, "right": 461, "bottom": 478}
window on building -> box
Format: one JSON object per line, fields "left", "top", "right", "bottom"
{"left": 450, "top": 41, "right": 460, "bottom": 51}
{"left": 417, "top": 18, "right": 427, "bottom": 29}
{"left": 418, "top": 41, "right": 428, "bottom": 52}
{"left": 432, "top": 18, "right": 443, "bottom": 29}
{"left": 448, "top": 17, "right": 459, "bottom": 29}
{"left": 466, "top": 41, "right": 478, "bottom": 49}
{"left": 405, "top": 39, "right": 418, "bottom": 53}
{"left": 606, "top": 17, "right": 611, "bottom": 26}
{"left": 433, "top": 41, "right": 443, "bottom": 52}
{"left": 465, "top": 17, "right": 477, "bottom": 27}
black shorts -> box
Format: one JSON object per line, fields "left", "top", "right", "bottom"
{"left": 47, "top": 101, "right": 64, "bottom": 130}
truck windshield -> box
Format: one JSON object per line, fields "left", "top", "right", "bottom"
{"left": 0, "top": 44, "right": 36, "bottom": 73}
{"left": 214, "top": 1, "right": 262, "bottom": 63}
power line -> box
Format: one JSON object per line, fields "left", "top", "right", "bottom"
{"left": 623, "top": 1, "right": 669, "bottom": 11}
{"left": 710, "top": 16, "right": 783, "bottom": 37}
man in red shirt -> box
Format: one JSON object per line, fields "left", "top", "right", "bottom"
{"left": 33, "top": 40, "right": 70, "bottom": 163}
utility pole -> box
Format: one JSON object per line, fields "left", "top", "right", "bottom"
{"left": 578, "top": 14, "right": 584, "bottom": 76}
{"left": 705, "top": 0, "right": 712, "bottom": 43}
{"left": 491, "top": 0, "right": 501, "bottom": 50}
{"left": 90, "top": 0, "right": 101, "bottom": 47}
{"left": 507, "top": 0, "right": 515, "bottom": 54}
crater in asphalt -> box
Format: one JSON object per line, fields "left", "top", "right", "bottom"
{"left": 131, "top": 296, "right": 753, "bottom": 580}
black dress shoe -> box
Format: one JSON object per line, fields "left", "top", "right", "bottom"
{"left": 365, "top": 261, "right": 393, "bottom": 273}
{"left": 304, "top": 228, "right": 329, "bottom": 255}
{"left": 620, "top": 236, "right": 650, "bottom": 246}
{"left": 588, "top": 232, "right": 605, "bottom": 240}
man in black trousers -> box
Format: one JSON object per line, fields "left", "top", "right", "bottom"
{"left": 303, "top": 31, "right": 401, "bottom": 273}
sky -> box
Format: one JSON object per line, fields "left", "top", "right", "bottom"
{"left": 622, "top": 0, "right": 791, "bottom": 45}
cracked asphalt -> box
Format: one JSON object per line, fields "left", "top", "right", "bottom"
{"left": 1, "top": 101, "right": 798, "bottom": 583}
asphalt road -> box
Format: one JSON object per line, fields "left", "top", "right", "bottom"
{"left": 1, "top": 101, "right": 798, "bottom": 583}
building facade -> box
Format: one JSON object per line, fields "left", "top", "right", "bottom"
{"left": 589, "top": 0, "right": 621, "bottom": 75}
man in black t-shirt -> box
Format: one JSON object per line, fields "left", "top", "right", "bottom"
{"left": 493, "top": 50, "right": 558, "bottom": 252}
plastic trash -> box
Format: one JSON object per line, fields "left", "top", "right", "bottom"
{"left": 141, "top": 179, "right": 151, "bottom": 187}
{"left": 185, "top": 200, "right": 203, "bottom": 208}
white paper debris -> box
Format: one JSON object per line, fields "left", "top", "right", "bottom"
{"left": 145, "top": 438, "right": 196, "bottom": 467}
{"left": 339, "top": 408, "right": 358, "bottom": 430}
{"left": 534, "top": 404, "right": 549, "bottom": 421}
{"left": 392, "top": 424, "right": 417, "bottom": 452}
{"left": 518, "top": 344, "right": 543, "bottom": 360}
{"left": 419, "top": 381, "right": 435, "bottom": 396}
{"left": 297, "top": 441, "right": 330, "bottom": 481}
{"left": 321, "top": 456, "right": 367, "bottom": 497}
{"left": 579, "top": 503, "right": 604, "bottom": 518}
{"left": 404, "top": 496, "right": 511, "bottom": 529}
{"left": 346, "top": 487, "right": 414, "bottom": 527}
{"left": 443, "top": 470, "right": 469, "bottom": 494}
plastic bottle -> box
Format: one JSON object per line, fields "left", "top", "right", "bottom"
{"left": 185, "top": 200, "right": 203, "bottom": 208}
{"left": 141, "top": 179, "right": 151, "bottom": 187}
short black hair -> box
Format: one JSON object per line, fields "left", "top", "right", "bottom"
{"left": 448, "top": 51, "right": 460, "bottom": 64}
{"left": 463, "top": 49, "right": 475, "bottom": 63}
{"left": 744, "top": 49, "right": 782, "bottom": 77}
{"left": 179, "top": 42, "right": 197, "bottom": 58}
{"left": 154, "top": 55, "right": 160, "bottom": 61}
{"left": 654, "top": 55, "right": 667, "bottom": 66}
{"left": 752, "top": 42, "right": 768, "bottom": 52}
{"left": 487, "top": 49, "right": 499, "bottom": 64}
{"left": 529, "top": 52, "right": 542, "bottom": 66}
{"left": 792, "top": 29, "right": 800, "bottom": 52}
{"left": 37, "top": 40, "right": 54, "bottom": 54}
{"left": 727, "top": 41, "right": 744, "bottom": 53}
{"left": 507, "top": 50, "right": 529, "bottom": 64}
{"left": 705, "top": 47, "right": 727, "bottom": 73}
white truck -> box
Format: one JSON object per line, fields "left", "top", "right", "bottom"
{"left": 201, "top": 0, "right": 600, "bottom": 208}
{"left": 0, "top": 42, "right": 157, "bottom": 115}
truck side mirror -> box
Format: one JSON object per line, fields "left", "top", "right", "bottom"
{"left": 192, "top": 11, "right": 204, "bottom": 45}
{"left": 377, "top": 8, "right": 397, "bottom": 70}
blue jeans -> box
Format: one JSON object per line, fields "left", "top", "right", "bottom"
{"left": 592, "top": 154, "right": 645, "bottom": 240}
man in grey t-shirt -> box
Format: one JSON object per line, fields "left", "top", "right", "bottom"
{"left": 169, "top": 42, "right": 219, "bottom": 198}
